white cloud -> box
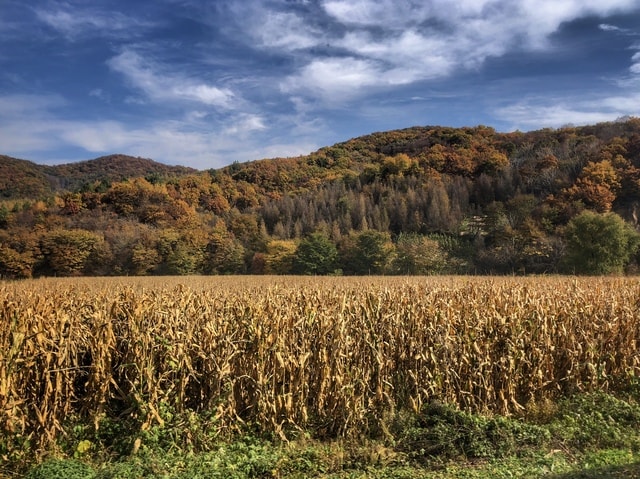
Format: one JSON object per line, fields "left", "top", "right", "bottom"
{"left": 321, "top": 0, "right": 434, "bottom": 28}
{"left": 55, "top": 118, "right": 315, "bottom": 168}
{"left": 631, "top": 51, "right": 640, "bottom": 74}
{"left": 107, "top": 50, "right": 236, "bottom": 110}
{"left": 173, "top": 85, "right": 235, "bottom": 107}
{"left": 89, "top": 88, "right": 110, "bottom": 102}
{"left": 278, "top": 0, "right": 640, "bottom": 102}
{"left": 281, "top": 57, "right": 385, "bottom": 101}
{"left": 34, "top": 5, "right": 156, "bottom": 40}
{"left": 0, "top": 93, "right": 316, "bottom": 168}
{"left": 338, "top": 30, "right": 456, "bottom": 77}
{"left": 242, "top": 141, "right": 319, "bottom": 161}
{"left": 599, "top": 23, "right": 624, "bottom": 32}
{"left": 321, "top": 0, "right": 638, "bottom": 33}
{"left": 223, "top": 114, "right": 267, "bottom": 135}
{"left": 496, "top": 91, "right": 640, "bottom": 130}
{"left": 0, "top": 93, "right": 65, "bottom": 115}
{"left": 497, "top": 103, "right": 617, "bottom": 129}
{"left": 0, "top": 94, "right": 70, "bottom": 153}
{"left": 255, "top": 11, "right": 322, "bottom": 51}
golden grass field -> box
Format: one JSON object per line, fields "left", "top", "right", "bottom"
{"left": 1, "top": 275, "right": 639, "bottom": 449}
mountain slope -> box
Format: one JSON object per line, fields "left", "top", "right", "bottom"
{"left": 1, "top": 118, "right": 640, "bottom": 278}
{"left": 0, "top": 154, "right": 196, "bottom": 199}
{"left": 0, "top": 155, "right": 56, "bottom": 199}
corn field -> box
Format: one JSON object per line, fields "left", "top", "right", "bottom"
{"left": 1, "top": 276, "right": 639, "bottom": 450}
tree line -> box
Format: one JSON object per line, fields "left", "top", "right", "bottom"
{"left": 1, "top": 119, "right": 640, "bottom": 278}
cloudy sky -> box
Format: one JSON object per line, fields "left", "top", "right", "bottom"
{"left": 2, "top": 0, "right": 640, "bottom": 169}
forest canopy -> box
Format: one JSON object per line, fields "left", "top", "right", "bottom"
{"left": 2, "top": 119, "right": 640, "bottom": 278}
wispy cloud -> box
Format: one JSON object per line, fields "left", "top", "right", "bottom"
{"left": 253, "top": 10, "right": 323, "bottom": 51}
{"left": 496, "top": 89, "right": 640, "bottom": 130}
{"left": 3, "top": 0, "right": 640, "bottom": 167}
{"left": 0, "top": 94, "right": 69, "bottom": 152}
{"left": 222, "top": 113, "right": 267, "bottom": 135}
{"left": 107, "top": 49, "right": 237, "bottom": 110}
{"left": 631, "top": 50, "right": 640, "bottom": 74}
{"left": 34, "top": 3, "right": 157, "bottom": 40}
{"left": 271, "top": 0, "right": 640, "bottom": 103}
{"left": 0, "top": 93, "right": 65, "bottom": 115}
{"left": 281, "top": 57, "right": 386, "bottom": 102}
{"left": 0, "top": 93, "right": 316, "bottom": 168}
{"left": 599, "top": 23, "right": 626, "bottom": 32}
{"left": 496, "top": 102, "right": 622, "bottom": 129}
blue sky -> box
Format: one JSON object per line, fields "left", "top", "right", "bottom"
{"left": 2, "top": 0, "right": 640, "bottom": 169}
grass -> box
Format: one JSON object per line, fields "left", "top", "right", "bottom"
{"left": 7, "top": 391, "right": 640, "bottom": 479}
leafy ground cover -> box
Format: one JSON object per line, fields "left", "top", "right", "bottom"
{"left": 8, "top": 391, "right": 640, "bottom": 479}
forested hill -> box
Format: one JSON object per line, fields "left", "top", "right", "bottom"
{"left": 1, "top": 118, "right": 640, "bottom": 278}
{"left": 0, "top": 154, "right": 196, "bottom": 200}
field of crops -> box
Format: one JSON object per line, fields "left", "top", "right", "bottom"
{"left": 1, "top": 275, "right": 640, "bottom": 453}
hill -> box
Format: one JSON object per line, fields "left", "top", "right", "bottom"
{"left": 0, "top": 154, "right": 196, "bottom": 199}
{"left": 1, "top": 118, "right": 640, "bottom": 278}
{"left": 0, "top": 155, "right": 56, "bottom": 199}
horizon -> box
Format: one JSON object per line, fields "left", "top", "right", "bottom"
{"left": 2, "top": 1, "right": 640, "bottom": 169}
{"left": 4, "top": 117, "right": 638, "bottom": 170}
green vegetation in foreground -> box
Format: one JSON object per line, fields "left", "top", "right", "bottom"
{"left": 7, "top": 391, "right": 640, "bottom": 479}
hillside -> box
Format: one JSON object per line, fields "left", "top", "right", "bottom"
{"left": 1, "top": 118, "right": 640, "bottom": 278}
{"left": 0, "top": 154, "right": 196, "bottom": 199}
{"left": 0, "top": 155, "right": 56, "bottom": 199}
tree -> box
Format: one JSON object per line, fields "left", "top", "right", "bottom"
{"left": 204, "top": 230, "right": 245, "bottom": 274}
{"left": 562, "top": 211, "right": 640, "bottom": 275}
{"left": 293, "top": 233, "right": 339, "bottom": 275}
{"left": 60, "top": 192, "right": 84, "bottom": 215}
{"left": 0, "top": 205, "right": 10, "bottom": 229}
{"left": 131, "top": 243, "right": 162, "bottom": 275}
{"left": 165, "top": 242, "right": 200, "bottom": 275}
{"left": 39, "top": 229, "right": 105, "bottom": 276}
{"left": 0, "top": 246, "right": 35, "bottom": 278}
{"left": 565, "top": 160, "right": 620, "bottom": 213}
{"left": 263, "top": 240, "right": 297, "bottom": 274}
{"left": 341, "top": 230, "right": 394, "bottom": 275}
{"left": 156, "top": 229, "right": 207, "bottom": 275}
{"left": 390, "top": 234, "right": 447, "bottom": 275}
{"left": 476, "top": 147, "right": 509, "bottom": 175}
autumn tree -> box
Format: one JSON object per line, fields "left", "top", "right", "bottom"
{"left": 476, "top": 146, "right": 509, "bottom": 175}
{"left": 199, "top": 182, "right": 230, "bottom": 214}
{"left": 39, "top": 229, "right": 105, "bottom": 276}
{"left": 60, "top": 192, "right": 83, "bottom": 215}
{"left": 204, "top": 230, "right": 245, "bottom": 274}
{"left": 263, "top": 240, "right": 297, "bottom": 274}
{"left": 102, "top": 220, "right": 159, "bottom": 275}
{"left": 390, "top": 234, "right": 448, "bottom": 275}
{"left": 0, "top": 246, "right": 35, "bottom": 278}
{"left": 380, "top": 153, "right": 414, "bottom": 177}
{"left": 130, "top": 243, "right": 162, "bottom": 275}
{"left": 155, "top": 229, "right": 207, "bottom": 275}
{"left": 565, "top": 160, "right": 620, "bottom": 212}
{"left": 229, "top": 212, "right": 267, "bottom": 254}
{"left": 0, "top": 228, "right": 40, "bottom": 278}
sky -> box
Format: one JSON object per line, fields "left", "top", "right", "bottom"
{"left": 1, "top": 1, "right": 640, "bottom": 170}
